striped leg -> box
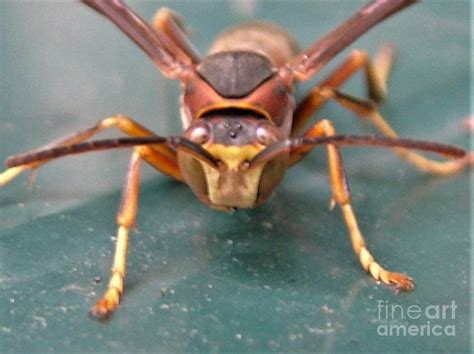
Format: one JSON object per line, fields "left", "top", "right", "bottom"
{"left": 313, "top": 89, "right": 473, "bottom": 175}
{"left": 89, "top": 149, "right": 142, "bottom": 319}
{"left": 291, "top": 46, "right": 472, "bottom": 174}
{"left": 292, "top": 119, "right": 415, "bottom": 290}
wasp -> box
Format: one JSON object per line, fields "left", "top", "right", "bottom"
{"left": 0, "top": 0, "right": 471, "bottom": 320}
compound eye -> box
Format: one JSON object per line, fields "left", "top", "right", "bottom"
{"left": 256, "top": 125, "right": 277, "bottom": 146}
{"left": 189, "top": 123, "right": 210, "bottom": 144}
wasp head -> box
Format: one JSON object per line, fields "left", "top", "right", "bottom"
{"left": 177, "top": 112, "right": 289, "bottom": 211}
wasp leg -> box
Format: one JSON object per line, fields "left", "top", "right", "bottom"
{"left": 291, "top": 46, "right": 472, "bottom": 174}
{"left": 0, "top": 166, "right": 30, "bottom": 187}
{"left": 316, "top": 88, "right": 472, "bottom": 175}
{"left": 292, "top": 46, "right": 393, "bottom": 135}
{"left": 293, "top": 119, "right": 415, "bottom": 291}
{"left": 152, "top": 8, "right": 201, "bottom": 64}
{"left": 89, "top": 149, "right": 142, "bottom": 320}
{"left": 0, "top": 115, "right": 182, "bottom": 187}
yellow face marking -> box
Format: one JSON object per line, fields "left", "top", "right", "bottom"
{"left": 200, "top": 143, "right": 266, "bottom": 208}
{"left": 206, "top": 144, "right": 262, "bottom": 169}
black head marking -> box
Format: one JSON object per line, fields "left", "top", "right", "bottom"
{"left": 211, "top": 118, "right": 256, "bottom": 146}
{"left": 197, "top": 51, "right": 275, "bottom": 98}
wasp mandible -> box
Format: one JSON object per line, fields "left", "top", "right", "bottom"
{"left": 0, "top": 0, "right": 471, "bottom": 320}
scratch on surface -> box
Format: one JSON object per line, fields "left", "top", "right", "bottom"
{"left": 1, "top": 326, "right": 12, "bottom": 334}
{"left": 32, "top": 315, "right": 47, "bottom": 328}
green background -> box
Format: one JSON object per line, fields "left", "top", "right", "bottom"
{"left": 0, "top": 1, "right": 471, "bottom": 352}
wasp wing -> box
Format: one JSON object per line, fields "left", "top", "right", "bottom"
{"left": 285, "top": 0, "right": 416, "bottom": 81}
{"left": 82, "top": 0, "right": 192, "bottom": 78}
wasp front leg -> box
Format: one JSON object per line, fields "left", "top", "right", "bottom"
{"left": 89, "top": 149, "right": 142, "bottom": 320}
{"left": 291, "top": 119, "right": 415, "bottom": 291}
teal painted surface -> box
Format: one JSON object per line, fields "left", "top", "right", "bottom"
{"left": 0, "top": 2, "right": 470, "bottom": 353}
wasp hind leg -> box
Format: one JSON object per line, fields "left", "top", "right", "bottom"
{"left": 292, "top": 45, "right": 393, "bottom": 136}
{"left": 291, "top": 119, "right": 415, "bottom": 291}
{"left": 292, "top": 45, "right": 472, "bottom": 174}
{"left": 320, "top": 89, "right": 473, "bottom": 175}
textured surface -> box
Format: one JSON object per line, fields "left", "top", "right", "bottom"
{"left": 0, "top": 2, "right": 470, "bottom": 352}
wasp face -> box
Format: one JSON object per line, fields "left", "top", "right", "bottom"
{"left": 177, "top": 113, "right": 289, "bottom": 211}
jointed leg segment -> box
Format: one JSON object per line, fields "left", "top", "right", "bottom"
{"left": 292, "top": 46, "right": 472, "bottom": 174}
{"left": 340, "top": 203, "right": 414, "bottom": 290}
{"left": 292, "top": 46, "right": 393, "bottom": 136}
{"left": 321, "top": 89, "right": 472, "bottom": 175}
{"left": 89, "top": 149, "right": 142, "bottom": 319}
{"left": 0, "top": 115, "right": 183, "bottom": 186}
{"left": 293, "top": 119, "right": 415, "bottom": 290}
{"left": 0, "top": 166, "right": 28, "bottom": 187}
{"left": 0, "top": 113, "right": 188, "bottom": 319}
{"left": 0, "top": 116, "right": 183, "bottom": 318}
